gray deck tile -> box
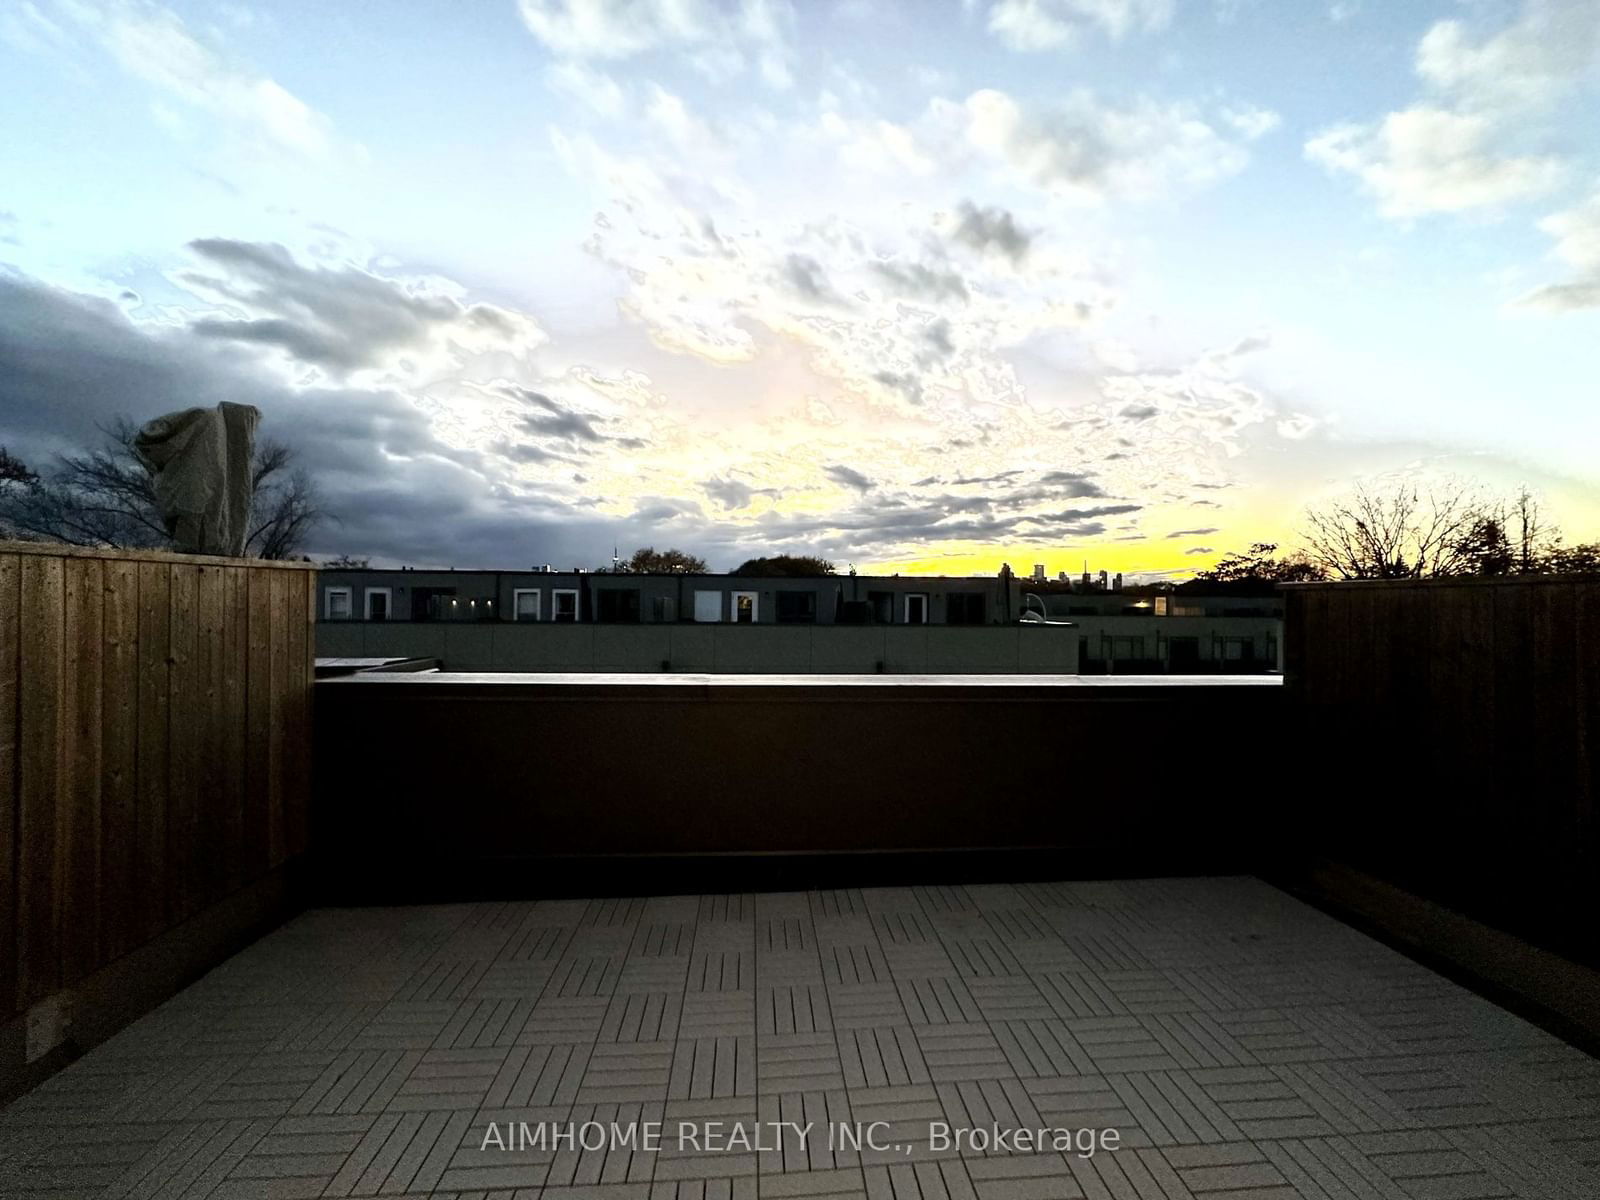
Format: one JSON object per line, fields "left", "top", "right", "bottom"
{"left": 3, "top": 877, "right": 1598, "bottom": 1198}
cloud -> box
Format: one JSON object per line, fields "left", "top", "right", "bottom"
{"left": 1415, "top": 0, "right": 1600, "bottom": 114}
{"left": 948, "top": 201, "right": 1032, "bottom": 263}
{"left": 1167, "top": 527, "right": 1220, "bottom": 538}
{"left": 1305, "top": 107, "right": 1563, "bottom": 218}
{"left": 984, "top": 0, "right": 1174, "bottom": 51}
{"left": 514, "top": 389, "right": 647, "bottom": 450}
{"left": 545, "top": 60, "right": 627, "bottom": 117}
{"left": 177, "top": 239, "right": 546, "bottom": 380}
{"left": 1220, "top": 104, "right": 1281, "bottom": 141}
{"left": 961, "top": 88, "right": 1251, "bottom": 204}
{"left": 518, "top": 0, "right": 794, "bottom": 87}
{"left": 35, "top": 0, "right": 340, "bottom": 158}
{"left": 1037, "top": 471, "right": 1106, "bottom": 497}
{"left": 1184, "top": 546, "right": 1216, "bottom": 555}
{"left": 1307, "top": 0, "right": 1597, "bottom": 220}
{"left": 825, "top": 464, "right": 874, "bottom": 492}
{"left": 701, "top": 475, "right": 782, "bottom": 509}
{"left": 1518, "top": 183, "right": 1600, "bottom": 310}
{"left": 869, "top": 259, "right": 970, "bottom": 303}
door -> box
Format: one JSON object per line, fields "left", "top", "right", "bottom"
{"left": 732, "top": 591, "right": 758, "bottom": 623}
{"left": 364, "top": 588, "right": 391, "bottom": 621}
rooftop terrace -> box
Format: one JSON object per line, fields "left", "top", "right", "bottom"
{"left": 5, "top": 875, "right": 1598, "bottom": 1199}
{"left": 2, "top": 543, "right": 1597, "bottom": 1198}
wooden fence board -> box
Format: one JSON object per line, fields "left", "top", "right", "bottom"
{"left": 245, "top": 569, "right": 272, "bottom": 879}
{"left": 0, "top": 555, "right": 20, "bottom": 1011}
{"left": 267, "top": 572, "right": 290, "bottom": 868}
{"left": 195, "top": 564, "right": 227, "bottom": 910}
{"left": 16, "top": 555, "right": 65, "bottom": 1009}
{"left": 100, "top": 560, "right": 140, "bottom": 962}
{"left": 222, "top": 568, "right": 249, "bottom": 893}
{"left": 166, "top": 564, "right": 200, "bottom": 925}
{"left": 61, "top": 557, "right": 103, "bottom": 982}
{"left": 135, "top": 562, "right": 170, "bottom": 945}
{"left": 284, "top": 573, "right": 311, "bottom": 857}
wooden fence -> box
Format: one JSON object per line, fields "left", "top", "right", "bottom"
{"left": 1282, "top": 574, "right": 1599, "bottom": 963}
{"left": 0, "top": 542, "right": 316, "bottom": 1031}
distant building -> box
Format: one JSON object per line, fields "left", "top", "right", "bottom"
{"left": 317, "top": 564, "right": 1282, "bottom": 674}
{"left": 1032, "top": 564, "right": 1046, "bottom": 581}
{"left": 315, "top": 567, "right": 1018, "bottom": 628}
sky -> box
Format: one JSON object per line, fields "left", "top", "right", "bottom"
{"left": 1, "top": 0, "right": 1597, "bottom": 577}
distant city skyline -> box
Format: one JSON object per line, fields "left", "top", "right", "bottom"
{"left": 2, "top": 0, "right": 1597, "bottom": 576}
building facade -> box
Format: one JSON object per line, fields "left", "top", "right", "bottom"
{"left": 316, "top": 568, "right": 1020, "bottom": 627}
{"left": 315, "top": 568, "right": 1282, "bottom": 673}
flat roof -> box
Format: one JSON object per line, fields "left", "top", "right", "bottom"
{"left": 321, "top": 671, "right": 1282, "bottom": 689}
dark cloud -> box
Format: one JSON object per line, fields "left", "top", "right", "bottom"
{"left": 0, "top": 268, "right": 638, "bottom": 569}
{"left": 782, "top": 253, "right": 838, "bottom": 302}
{"left": 1166, "top": 527, "right": 1220, "bottom": 538}
{"left": 1027, "top": 504, "right": 1142, "bottom": 522}
{"left": 951, "top": 201, "right": 1032, "bottom": 263}
{"left": 506, "top": 387, "right": 649, "bottom": 453}
{"left": 869, "top": 260, "right": 969, "bottom": 303}
{"left": 1036, "top": 471, "right": 1106, "bottom": 498}
{"left": 946, "top": 469, "right": 1023, "bottom": 486}
{"left": 630, "top": 497, "right": 703, "bottom": 522}
{"left": 1184, "top": 546, "right": 1216, "bottom": 555}
{"left": 1118, "top": 403, "right": 1158, "bottom": 421}
{"left": 824, "top": 464, "right": 874, "bottom": 492}
{"left": 518, "top": 391, "right": 606, "bottom": 442}
{"left": 700, "top": 475, "right": 783, "bottom": 510}
{"left": 178, "top": 239, "right": 535, "bottom": 375}
{"left": 496, "top": 441, "right": 575, "bottom": 464}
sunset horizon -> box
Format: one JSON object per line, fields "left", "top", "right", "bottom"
{"left": 3, "top": 0, "right": 1597, "bottom": 578}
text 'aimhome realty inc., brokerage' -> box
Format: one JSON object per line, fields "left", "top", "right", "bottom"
{"left": 480, "top": 1120, "right": 1123, "bottom": 1158}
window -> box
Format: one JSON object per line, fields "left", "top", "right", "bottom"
{"left": 1107, "top": 636, "right": 1144, "bottom": 661}
{"left": 868, "top": 591, "right": 893, "bottom": 624}
{"left": 364, "top": 587, "right": 392, "bottom": 621}
{"left": 513, "top": 588, "right": 541, "bottom": 621}
{"left": 732, "top": 591, "right": 758, "bottom": 623}
{"left": 947, "top": 592, "right": 985, "bottom": 625}
{"left": 776, "top": 590, "right": 816, "bottom": 624}
{"left": 1219, "top": 636, "right": 1249, "bottom": 661}
{"left": 324, "top": 587, "right": 352, "bottom": 620}
{"left": 652, "top": 596, "right": 676, "bottom": 622}
{"left": 552, "top": 589, "right": 579, "bottom": 622}
{"left": 412, "top": 587, "right": 453, "bottom": 620}
{"left": 905, "top": 593, "right": 928, "bottom": 624}
{"left": 694, "top": 590, "right": 722, "bottom": 622}
{"left": 597, "top": 588, "right": 641, "bottom": 623}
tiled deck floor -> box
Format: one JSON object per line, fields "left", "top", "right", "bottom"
{"left": 3, "top": 877, "right": 1598, "bottom": 1199}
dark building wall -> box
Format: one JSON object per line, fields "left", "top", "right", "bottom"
{"left": 314, "top": 675, "right": 1285, "bottom": 900}
{"left": 315, "top": 622, "right": 1082, "bottom": 673}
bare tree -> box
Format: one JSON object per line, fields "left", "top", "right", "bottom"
{"left": 1301, "top": 479, "right": 1488, "bottom": 579}
{"left": 1503, "top": 486, "right": 1557, "bottom": 574}
{"left": 0, "top": 418, "right": 325, "bottom": 558}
